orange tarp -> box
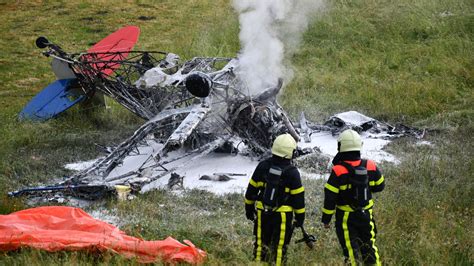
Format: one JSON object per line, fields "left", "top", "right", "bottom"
{"left": 0, "top": 206, "right": 206, "bottom": 264}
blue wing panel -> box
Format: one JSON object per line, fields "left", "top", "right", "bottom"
{"left": 19, "top": 79, "right": 85, "bottom": 121}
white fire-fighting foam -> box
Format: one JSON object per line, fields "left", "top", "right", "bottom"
{"left": 65, "top": 159, "right": 97, "bottom": 171}
{"left": 232, "top": 0, "right": 325, "bottom": 95}
{"left": 65, "top": 111, "right": 397, "bottom": 196}
{"left": 139, "top": 131, "right": 395, "bottom": 195}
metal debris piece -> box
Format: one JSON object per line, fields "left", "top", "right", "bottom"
{"left": 213, "top": 172, "right": 246, "bottom": 176}
{"left": 323, "top": 111, "right": 377, "bottom": 133}
{"left": 168, "top": 173, "right": 184, "bottom": 190}
{"left": 299, "top": 112, "right": 311, "bottom": 143}
{"left": 8, "top": 184, "right": 114, "bottom": 200}
{"left": 318, "top": 111, "right": 424, "bottom": 139}
{"left": 199, "top": 174, "right": 232, "bottom": 182}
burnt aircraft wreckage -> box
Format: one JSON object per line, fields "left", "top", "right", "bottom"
{"left": 11, "top": 26, "right": 424, "bottom": 200}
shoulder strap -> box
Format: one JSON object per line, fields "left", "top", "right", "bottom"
{"left": 337, "top": 160, "right": 367, "bottom": 171}
{"left": 261, "top": 159, "right": 273, "bottom": 171}
{"left": 276, "top": 164, "right": 296, "bottom": 187}
{"left": 282, "top": 164, "right": 296, "bottom": 173}
{"left": 337, "top": 161, "right": 355, "bottom": 175}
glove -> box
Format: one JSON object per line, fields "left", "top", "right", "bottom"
{"left": 245, "top": 205, "right": 256, "bottom": 221}
{"left": 294, "top": 219, "right": 304, "bottom": 228}
{"left": 294, "top": 213, "right": 304, "bottom": 228}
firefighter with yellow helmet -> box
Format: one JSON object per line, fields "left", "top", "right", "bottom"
{"left": 244, "top": 133, "right": 305, "bottom": 265}
{"left": 322, "top": 129, "right": 385, "bottom": 265}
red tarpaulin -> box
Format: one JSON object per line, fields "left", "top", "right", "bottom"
{"left": 0, "top": 206, "right": 206, "bottom": 264}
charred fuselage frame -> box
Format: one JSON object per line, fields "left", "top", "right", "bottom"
{"left": 29, "top": 37, "right": 298, "bottom": 191}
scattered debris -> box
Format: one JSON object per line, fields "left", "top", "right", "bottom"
{"left": 115, "top": 185, "right": 131, "bottom": 201}
{"left": 314, "top": 111, "right": 425, "bottom": 139}
{"left": 168, "top": 172, "right": 184, "bottom": 190}
{"left": 11, "top": 27, "right": 425, "bottom": 201}
{"left": 8, "top": 184, "right": 115, "bottom": 200}
{"left": 137, "top": 16, "right": 155, "bottom": 21}
{"left": 200, "top": 174, "right": 232, "bottom": 182}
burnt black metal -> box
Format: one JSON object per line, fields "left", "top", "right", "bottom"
{"left": 37, "top": 38, "right": 194, "bottom": 120}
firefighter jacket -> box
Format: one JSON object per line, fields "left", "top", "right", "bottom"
{"left": 245, "top": 156, "right": 305, "bottom": 224}
{"left": 322, "top": 158, "right": 384, "bottom": 224}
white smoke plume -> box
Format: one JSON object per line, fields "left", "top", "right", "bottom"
{"left": 232, "top": 0, "right": 325, "bottom": 95}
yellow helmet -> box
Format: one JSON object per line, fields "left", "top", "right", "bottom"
{"left": 338, "top": 129, "right": 362, "bottom": 152}
{"left": 271, "top": 133, "right": 297, "bottom": 159}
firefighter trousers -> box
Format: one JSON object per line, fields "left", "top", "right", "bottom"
{"left": 335, "top": 208, "right": 381, "bottom": 265}
{"left": 253, "top": 209, "right": 294, "bottom": 266}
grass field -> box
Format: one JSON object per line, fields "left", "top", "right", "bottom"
{"left": 0, "top": 0, "right": 473, "bottom": 265}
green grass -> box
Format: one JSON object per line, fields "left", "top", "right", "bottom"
{"left": 282, "top": 0, "right": 473, "bottom": 123}
{"left": 0, "top": 0, "right": 473, "bottom": 265}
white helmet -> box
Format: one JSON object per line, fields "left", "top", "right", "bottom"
{"left": 338, "top": 129, "right": 362, "bottom": 152}
{"left": 271, "top": 134, "right": 297, "bottom": 159}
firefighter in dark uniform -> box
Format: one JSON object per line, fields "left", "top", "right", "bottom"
{"left": 322, "top": 129, "right": 385, "bottom": 265}
{"left": 244, "top": 133, "right": 305, "bottom": 266}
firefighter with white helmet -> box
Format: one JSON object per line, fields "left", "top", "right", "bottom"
{"left": 338, "top": 129, "right": 363, "bottom": 152}
{"left": 322, "top": 129, "right": 385, "bottom": 265}
{"left": 244, "top": 133, "right": 305, "bottom": 265}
